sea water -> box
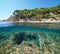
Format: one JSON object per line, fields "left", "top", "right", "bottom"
{"left": 0, "top": 22, "right": 60, "bottom": 54}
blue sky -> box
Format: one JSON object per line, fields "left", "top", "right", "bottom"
{"left": 0, "top": 0, "right": 60, "bottom": 20}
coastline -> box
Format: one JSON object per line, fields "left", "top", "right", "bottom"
{"left": 0, "top": 21, "right": 60, "bottom": 23}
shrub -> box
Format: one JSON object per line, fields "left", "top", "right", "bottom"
{"left": 57, "top": 14, "right": 60, "bottom": 17}
{"left": 44, "top": 14, "right": 51, "bottom": 18}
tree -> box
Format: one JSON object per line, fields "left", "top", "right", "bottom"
{"left": 12, "top": 4, "right": 60, "bottom": 21}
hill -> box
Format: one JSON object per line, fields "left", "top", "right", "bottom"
{"left": 7, "top": 4, "right": 60, "bottom": 22}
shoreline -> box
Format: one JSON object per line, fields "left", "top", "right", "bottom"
{"left": 0, "top": 21, "right": 60, "bottom": 23}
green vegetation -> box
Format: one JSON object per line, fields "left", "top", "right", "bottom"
{"left": 13, "top": 32, "right": 39, "bottom": 46}
{"left": 0, "top": 32, "right": 60, "bottom": 54}
{"left": 57, "top": 14, "right": 60, "bottom": 17}
{"left": 48, "top": 5, "right": 60, "bottom": 14}
{"left": 10, "top": 4, "right": 60, "bottom": 21}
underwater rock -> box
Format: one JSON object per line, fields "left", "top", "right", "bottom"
{"left": 0, "top": 32, "right": 60, "bottom": 54}
{"left": 0, "top": 34, "right": 7, "bottom": 42}
{"left": 13, "top": 32, "right": 41, "bottom": 47}
{"left": 13, "top": 32, "right": 26, "bottom": 44}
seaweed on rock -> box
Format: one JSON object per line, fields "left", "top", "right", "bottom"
{"left": 25, "top": 33, "right": 38, "bottom": 40}
{"left": 0, "top": 34, "right": 7, "bottom": 42}
{"left": 13, "top": 32, "right": 40, "bottom": 47}
{"left": 13, "top": 32, "right": 26, "bottom": 45}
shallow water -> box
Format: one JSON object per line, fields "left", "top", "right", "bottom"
{"left": 0, "top": 22, "right": 60, "bottom": 54}
{"left": 0, "top": 22, "right": 60, "bottom": 33}
{"left": 0, "top": 22, "right": 60, "bottom": 43}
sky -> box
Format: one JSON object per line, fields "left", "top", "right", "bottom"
{"left": 0, "top": 0, "right": 60, "bottom": 20}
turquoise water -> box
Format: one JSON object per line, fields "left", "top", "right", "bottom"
{"left": 0, "top": 22, "right": 60, "bottom": 33}
{"left": 0, "top": 22, "right": 60, "bottom": 54}
{"left": 0, "top": 22, "right": 60, "bottom": 41}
